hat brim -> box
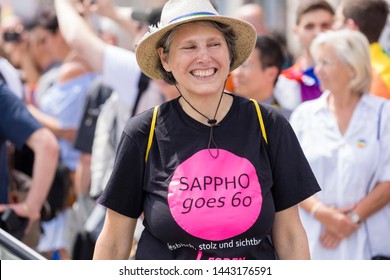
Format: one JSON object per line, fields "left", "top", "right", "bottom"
{"left": 136, "top": 16, "right": 256, "bottom": 80}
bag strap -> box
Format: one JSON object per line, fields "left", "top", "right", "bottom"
{"left": 250, "top": 99, "right": 268, "bottom": 144}
{"left": 145, "top": 105, "right": 159, "bottom": 163}
{"left": 131, "top": 73, "right": 150, "bottom": 117}
{"left": 365, "top": 101, "right": 386, "bottom": 195}
{"left": 376, "top": 101, "right": 385, "bottom": 140}
{"left": 364, "top": 101, "right": 386, "bottom": 258}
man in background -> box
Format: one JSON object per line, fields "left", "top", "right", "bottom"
{"left": 274, "top": 0, "right": 334, "bottom": 118}
{"left": 235, "top": 3, "right": 268, "bottom": 35}
{"left": 232, "top": 35, "right": 290, "bottom": 118}
{"left": 334, "top": 0, "right": 390, "bottom": 100}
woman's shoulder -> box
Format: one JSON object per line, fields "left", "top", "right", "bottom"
{"left": 234, "top": 94, "right": 278, "bottom": 113}
{"left": 123, "top": 100, "right": 173, "bottom": 136}
{"left": 362, "top": 95, "right": 390, "bottom": 126}
{"left": 363, "top": 93, "right": 390, "bottom": 109}
{"left": 124, "top": 107, "right": 155, "bottom": 136}
{"left": 232, "top": 95, "right": 292, "bottom": 138}
{"left": 289, "top": 96, "right": 325, "bottom": 125}
{"left": 235, "top": 95, "right": 287, "bottom": 123}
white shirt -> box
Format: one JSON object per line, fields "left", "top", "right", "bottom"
{"left": 103, "top": 44, "right": 164, "bottom": 114}
{"left": 0, "top": 57, "right": 24, "bottom": 99}
{"left": 290, "top": 91, "right": 390, "bottom": 259}
{"left": 103, "top": 44, "right": 141, "bottom": 109}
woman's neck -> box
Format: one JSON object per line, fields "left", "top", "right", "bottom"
{"left": 328, "top": 90, "right": 361, "bottom": 110}
{"left": 327, "top": 91, "right": 362, "bottom": 135}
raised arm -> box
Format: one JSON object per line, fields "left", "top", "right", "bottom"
{"left": 83, "top": 0, "right": 141, "bottom": 40}
{"left": 55, "top": 0, "right": 105, "bottom": 72}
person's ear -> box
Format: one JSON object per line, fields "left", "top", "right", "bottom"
{"left": 158, "top": 47, "right": 172, "bottom": 72}
{"left": 345, "top": 18, "right": 359, "bottom": 31}
{"left": 265, "top": 66, "right": 279, "bottom": 83}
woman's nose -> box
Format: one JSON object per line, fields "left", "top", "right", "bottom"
{"left": 196, "top": 48, "right": 211, "bottom": 63}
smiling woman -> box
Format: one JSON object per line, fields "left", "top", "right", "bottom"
{"left": 93, "top": 0, "right": 320, "bottom": 260}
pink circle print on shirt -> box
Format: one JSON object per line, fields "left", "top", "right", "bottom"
{"left": 168, "top": 149, "right": 262, "bottom": 241}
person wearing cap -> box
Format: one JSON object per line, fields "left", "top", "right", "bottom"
{"left": 131, "top": 6, "right": 163, "bottom": 29}
{"left": 93, "top": 0, "right": 319, "bottom": 260}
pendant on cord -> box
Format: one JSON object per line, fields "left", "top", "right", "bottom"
{"left": 208, "top": 124, "right": 219, "bottom": 158}
{"left": 208, "top": 119, "right": 217, "bottom": 125}
{"left": 174, "top": 84, "right": 225, "bottom": 159}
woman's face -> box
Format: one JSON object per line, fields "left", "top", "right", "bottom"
{"left": 158, "top": 22, "right": 231, "bottom": 98}
{"left": 313, "top": 44, "right": 354, "bottom": 94}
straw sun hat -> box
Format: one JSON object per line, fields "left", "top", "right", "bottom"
{"left": 135, "top": 0, "right": 257, "bottom": 80}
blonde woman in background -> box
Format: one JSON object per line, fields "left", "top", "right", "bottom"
{"left": 290, "top": 29, "right": 390, "bottom": 259}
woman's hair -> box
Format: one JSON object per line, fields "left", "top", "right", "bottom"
{"left": 156, "top": 20, "right": 237, "bottom": 85}
{"left": 310, "top": 29, "right": 372, "bottom": 95}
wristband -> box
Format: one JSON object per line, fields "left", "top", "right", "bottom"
{"left": 310, "top": 201, "right": 323, "bottom": 217}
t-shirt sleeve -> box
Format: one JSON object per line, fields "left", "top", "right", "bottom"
{"left": 262, "top": 104, "right": 320, "bottom": 212}
{"left": 97, "top": 109, "right": 153, "bottom": 218}
{"left": 0, "top": 83, "right": 42, "bottom": 149}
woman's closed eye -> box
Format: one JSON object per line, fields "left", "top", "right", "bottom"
{"left": 181, "top": 44, "right": 196, "bottom": 50}
{"left": 208, "top": 42, "right": 221, "bottom": 48}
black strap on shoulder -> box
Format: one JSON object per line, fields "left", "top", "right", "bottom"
{"left": 131, "top": 72, "right": 150, "bottom": 117}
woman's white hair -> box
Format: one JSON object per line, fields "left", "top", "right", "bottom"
{"left": 311, "top": 29, "right": 372, "bottom": 95}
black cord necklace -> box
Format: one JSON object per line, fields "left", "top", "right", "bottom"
{"left": 175, "top": 85, "right": 225, "bottom": 158}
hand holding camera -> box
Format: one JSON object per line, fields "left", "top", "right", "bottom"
{"left": 3, "top": 30, "right": 22, "bottom": 43}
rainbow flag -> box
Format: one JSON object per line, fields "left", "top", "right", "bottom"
{"left": 370, "top": 43, "right": 390, "bottom": 100}
{"left": 357, "top": 139, "right": 366, "bottom": 148}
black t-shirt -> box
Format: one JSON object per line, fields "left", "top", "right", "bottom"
{"left": 99, "top": 94, "right": 320, "bottom": 260}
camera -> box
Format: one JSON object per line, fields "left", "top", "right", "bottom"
{"left": 3, "top": 31, "right": 22, "bottom": 43}
{"left": 80, "top": 0, "right": 96, "bottom": 4}
{"left": 0, "top": 208, "right": 28, "bottom": 240}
